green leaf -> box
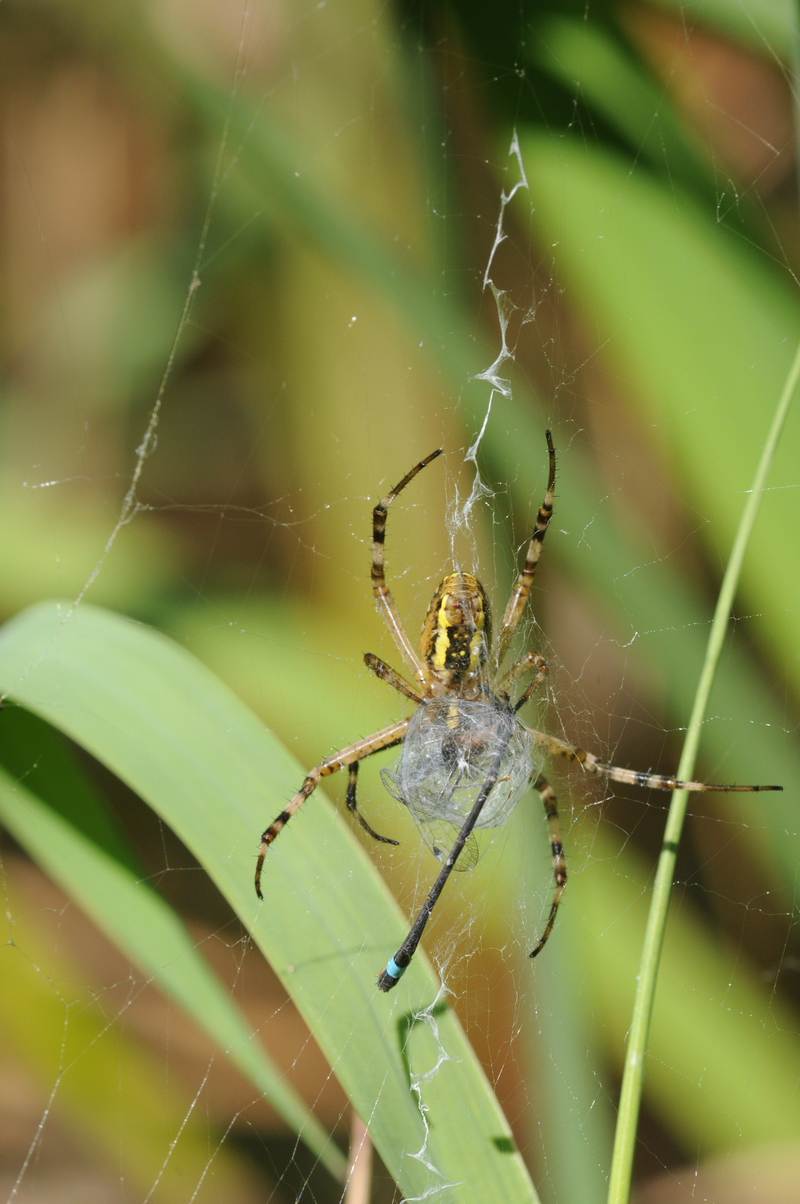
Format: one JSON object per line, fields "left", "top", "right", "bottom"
{"left": 0, "top": 707, "right": 345, "bottom": 1182}
{"left": 0, "top": 600, "right": 540, "bottom": 1204}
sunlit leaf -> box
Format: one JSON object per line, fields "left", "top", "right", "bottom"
{"left": 0, "top": 600, "right": 540, "bottom": 1204}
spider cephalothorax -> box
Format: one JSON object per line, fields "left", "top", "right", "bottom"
{"left": 254, "top": 433, "right": 781, "bottom": 993}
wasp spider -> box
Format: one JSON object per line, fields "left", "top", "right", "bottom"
{"left": 255, "top": 434, "right": 781, "bottom": 993}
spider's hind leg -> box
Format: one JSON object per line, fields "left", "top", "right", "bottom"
{"left": 346, "top": 761, "right": 400, "bottom": 846}
{"left": 530, "top": 773, "right": 567, "bottom": 959}
{"left": 494, "top": 651, "right": 549, "bottom": 711}
{"left": 525, "top": 727, "right": 782, "bottom": 794}
{"left": 255, "top": 718, "right": 409, "bottom": 899}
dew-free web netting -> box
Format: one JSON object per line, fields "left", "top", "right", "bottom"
{"left": 0, "top": 2, "right": 799, "bottom": 1203}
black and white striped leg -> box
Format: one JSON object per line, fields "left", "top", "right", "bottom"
{"left": 255, "top": 718, "right": 408, "bottom": 900}
{"left": 371, "top": 449, "right": 442, "bottom": 686}
{"left": 530, "top": 773, "right": 567, "bottom": 959}
{"left": 346, "top": 762, "right": 400, "bottom": 845}
{"left": 524, "top": 726, "right": 783, "bottom": 795}
{"left": 495, "top": 431, "right": 556, "bottom": 665}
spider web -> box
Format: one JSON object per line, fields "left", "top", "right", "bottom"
{"left": 0, "top": 2, "right": 799, "bottom": 1203}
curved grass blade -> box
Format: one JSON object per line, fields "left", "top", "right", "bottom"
{"left": 0, "top": 706, "right": 345, "bottom": 1182}
{"left": 0, "top": 600, "right": 540, "bottom": 1204}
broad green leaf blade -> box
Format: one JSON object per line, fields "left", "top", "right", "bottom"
{"left": 0, "top": 704, "right": 143, "bottom": 871}
{"left": 0, "top": 601, "right": 539, "bottom": 1204}
{"left": 0, "top": 712, "right": 345, "bottom": 1181}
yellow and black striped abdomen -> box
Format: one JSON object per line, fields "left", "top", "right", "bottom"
{"left": 420, "top": 572, "right": 491, "bottom": 683}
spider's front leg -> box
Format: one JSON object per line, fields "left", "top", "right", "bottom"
{"left": 371, "top": 448, "right": 442, "bottom": 689}
{"left": 255, "top": 718, "right": 409, "bottom": 899}
{"left": 363, "top": 653, "right": 423, "bottom": 703}
{"left": 495, "top": 431, "right": 556, "bottom": 667}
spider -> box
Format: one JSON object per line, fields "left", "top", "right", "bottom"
{"left": 255, "top": 434, "right": 781, "bottom": 993}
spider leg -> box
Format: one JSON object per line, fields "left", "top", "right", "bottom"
{"left": 514, "top": 661, "right": 548, "bottom": 713}
{"left": 377, "top": 718, "right": 514, "bottom": 992}
{"left": 524, "top": 727, "right": 783, "bottom": 794}
{"left": 346, "top": 761, "right": 400, "bottom": 845}
{"left": 364, "top": 653, "right": 424, "bottom": 703}
{"left": 255, "top": 717, "right": 409, "bottom": 899}
{"left": 529, "top": 774, "right": 567, "bottom": 958}
{"left": 372, "top": 449, "right": 442, "bottom": 689}
{"left": 495, "top": 431, "right": 556, "bottom": 667}
{"left": 495, "top": 652, "right": 548, "bottom": 704}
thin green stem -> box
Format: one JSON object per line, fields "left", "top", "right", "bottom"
{"left": 606, "top": 340, "right": 800, "bottom": 1204}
